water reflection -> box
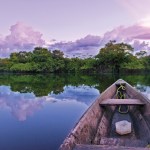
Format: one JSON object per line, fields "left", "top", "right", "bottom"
{"left": 50, "top": 85, "right": 99, "bottom": 105}
{"left": 0, "top": 74, "right": 150, "bottom": 121}
{"left": 0, "top": 74, "right": 115, "bottom": 96}
{"left": 0, "top": 78, "right": 100, "bottom": 150}
{"left": 0, "top": 73, "right": 150, "bottom": 150}
{"left": 134, "top": 84, "right": 150, "bottom": 99}
{"left": 0, "top": 86, "right": 42, "bottom": 121}
{"left": 121, "top": 74, "right": 150, "bottom": 99}
{"left": 0, "top": 84, "right": 99, "bottom": 121}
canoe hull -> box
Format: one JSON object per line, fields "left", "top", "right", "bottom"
{"left": 59, "top": 79, "right": 150, "bottom": 150}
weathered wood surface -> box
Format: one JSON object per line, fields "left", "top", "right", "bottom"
{"left": 144, "top": 114, "right": 150, "bottom": 129}
{"left": 100, "top": 137, "right": 148, "bottom": 147}
{"left": 74, "top": 144, "right": 150, "bottom": 150}
{"left": 130, "top": 109, "right": 150, "bottom": 142}
{"left": 59, "top": 80, "right": 117, "bottom": 150}
{"left": 100, "top": 99, "right": 145, "bottom": 105}
{"left": 59, "top": 79, "right": 150, "bottom": 150}
{"left": 125, "top": 81, "right": 150, "bottom": 114}
{"left": 93, "top": 110, "right": 112, "bottom": 144}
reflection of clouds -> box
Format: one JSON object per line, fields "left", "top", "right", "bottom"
{"left": 11, "top": 99, "right": 42, "bottom": 121}
{"left": 0, "top": 86, "right": 61, "bottom": 121}
{"left": 135, "top": 85, "right": 150, "bottom": 99}
{"left": 0, "top": 83, "right": 149, "bottom": 120}
{"left": 0, "top": 86, "right": 44, "bottom": 121}
{"left": 0, "top": 85, "right": 100, "bottom": 121}
{"left": 50, "top": 85, "right": 100, "bottom": 105}
{"left": 142, "top": 87, "right": 150, "bottom": 100}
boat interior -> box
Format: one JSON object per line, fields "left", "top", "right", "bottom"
{"left": 60, "top": 80, "right": 150, "bottom": 150}
{"left": 92, "top": 83, "right": 150, "bottom": 148}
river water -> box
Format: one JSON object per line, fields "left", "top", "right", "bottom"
{"left": 0, "top": 74, "right": 150, "bottom": 150}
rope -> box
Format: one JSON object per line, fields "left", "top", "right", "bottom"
{"left": 116, "top": 84, "right": 129, "bottom": 114}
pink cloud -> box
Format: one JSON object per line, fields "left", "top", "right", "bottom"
{"left": 49, "top": 35, "right": 101, "bottom": 57}
{"left": 0, "top": 91, "right": 44, "bottom": 121}
{"left": 0, "top": 22, "right": 45, "bottom": 57}
{"left": 1, "top": 22, "right": 150, "bottom": 57}
{"left": 100, "top": 24, "right": 150, "bottom": 53}
{"left": 101, "top": 24, "right": 150, "bottom": 43}
{"left": 134, "top": 33, "right": 150, "bottom": 40}
{"left": 132, "top": 40, "right": 150, "bottom": 52}
{"left": 49, "top": 24, "right": 150, "bottom": 57}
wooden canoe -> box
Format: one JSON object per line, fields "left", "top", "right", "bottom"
{"left": 59, "top": 79, "right": 150, "bottom": 150}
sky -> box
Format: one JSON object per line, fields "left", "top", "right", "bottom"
{"left": 1, "top": 0, "right": 150, "bottom": 57}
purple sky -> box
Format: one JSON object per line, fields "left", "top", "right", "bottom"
{"left": 1, "top": 0, "right": 150, "bottom": 57}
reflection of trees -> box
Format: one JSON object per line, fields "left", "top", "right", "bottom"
{"left": 135, "top": 84, "right": 147, "bottom": 92}
{"left": 0, "top": 74, "right": 65, "bottom": 97}
{"left": 0, "top": 74, "right": 102, "bottom": 96}
{"left": 0, "top": 73, "right": 150, "bottom": 97}
{"left": 121, "top": 74, "right": 150, "bottom": 86}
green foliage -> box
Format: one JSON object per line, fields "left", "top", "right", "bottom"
{"left": 81, "top": 58, "right": 96, "bottom": 72}
{"left": 135, "top": 50, "right": 147, "bottom": 58}
{"left": 0, "top": 42, "right": 150, "bottom": 73}
{"left": 65, "top": 58, "right": 83, "bottom": 73}
{"left": 32, "top": 47, "right": 52, "bottom": 62}
{"left": 52, "top": 50, "right": 64, "bottom": 59}
{"left": 10, "top": 63, "right": 35, "bottom": 72}
{"left": 141, "top": 56, "right": 150, "bottom": 70}
{"left": 0, "top": 73, "right": 115, "bottom": 96}
{"left": 122, "top": 55, "right": 145, "bottom": 69}
{"left": 0, "top": 58, "right": 12, "bottom": 71}
{"left": 96, "top": 41, "right": 133, "bottom": 73}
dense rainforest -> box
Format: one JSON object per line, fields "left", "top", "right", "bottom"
{"left": 0, "top": 41, "right": 150, "bottom": 73}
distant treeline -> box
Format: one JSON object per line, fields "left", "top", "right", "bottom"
{"left": 0, "top": 41, "right": 150, "bottom": 73}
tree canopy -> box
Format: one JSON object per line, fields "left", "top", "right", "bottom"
{"left": 0, "top": 42, "right": 150, "bottom": 74}
{"left": 95, "top": 41, "right": 133, "bottom": 73}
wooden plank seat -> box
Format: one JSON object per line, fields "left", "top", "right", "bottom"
{"left": 100, "top": 99, "right": 145, "bottom": 105}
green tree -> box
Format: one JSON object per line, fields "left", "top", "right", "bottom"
{"left": 0, "top": 58, "right": 12, "bottom": 71}
{"left": 52, "top": 50, "right": 64, "bottom": 59}
{"left": 51, "top": 50, "right": 65, "bottom": 72}
{"left": 66, "top": 57, "right": 83, "bottom": 73}
{"left": 32, "top": 47, "right": 52, "bottom": 62}
{"left": 96, "top": 41, "right": 133, "bottom": 73}
{"left": 10, "top": 51, "right": 33, "bottom": 63}
{"left": 10, "top": 52, "right": 19, "bottom": 62}
{"left": 80, "top": 57, "right": 96, "bottom": 73}
{"left": 122, "top": 55, "right": 144, "bottom": 70}
{"left": 136, "top": 50, "right": 147, "bottom": 58}
{"left": 10, "top": 63, "right": 36, "bottom": 72}
{"left": 141, "top": 55, "right": 150, "bottom": 70}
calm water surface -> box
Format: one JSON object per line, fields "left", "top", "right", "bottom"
{"left": 0, "top": 74, "right": 150, "bottom": 150}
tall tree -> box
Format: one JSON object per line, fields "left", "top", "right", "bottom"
{"left": 33, "top": 47, "right": 52, "bottom": 62}
{"left": 52, "top": 50, "right": 64, "bottom": 59}
{"left": 96, "top": 41, "right": 133, "bottom": 73}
